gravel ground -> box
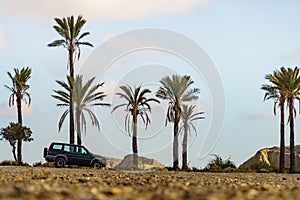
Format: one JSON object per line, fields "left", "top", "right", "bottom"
{"left": 1, "top": 166, "right": 300, "bottom": 200}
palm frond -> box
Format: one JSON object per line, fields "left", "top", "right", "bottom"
{"left": 58, "top": 109, "right": 69, "bottom": 132}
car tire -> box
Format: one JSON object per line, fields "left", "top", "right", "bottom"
{"left": 55, "top": 157, "right": 66, "bottom": 168}
{"left": 93, "top": 161, "right": 103, "bottom": 169}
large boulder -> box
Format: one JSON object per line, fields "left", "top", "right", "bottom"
{"left": 239, "top": 145, "right": 300, "bottom": 172}
{"left": 116, "top": 155, "right": 165, "bottom": 171}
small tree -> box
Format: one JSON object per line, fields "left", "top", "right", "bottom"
{"left": 0, "top": 122, "right": 33, "bottom": 162}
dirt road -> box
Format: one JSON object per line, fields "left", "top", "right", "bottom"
{"left": 0, "top": 166, "right": 300, "bottom": 199}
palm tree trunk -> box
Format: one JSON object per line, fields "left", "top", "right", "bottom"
{"left": 69, "top": 48, "right": 75, "bottom": 144}
{"left": 76, "top": 108, "right": 82, "bottom": 146}
{"left": 173, "top": 108, "right": 180, "bottom": 170}
{"left": 182, "top": 123, "right": 188, "bottom": 171}
{"left": 16, "top": 97, "right": 22, "bottom": 164}
{"left": 288, "top": 98, "right": 296, "bottom": 173}
{"left": 279, "top": 100, "right": 285, "bottom": 173}
{"left": 132, "top": 112, "right": 138, "bottom": 168}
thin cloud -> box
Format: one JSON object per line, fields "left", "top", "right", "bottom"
{"left": 281, "top": 47, "right": 300, "bottom": 66}
{"left": 1, "top": 0, "right": 208, "bottom": 21}
{"left": 240, "top": 111, "right": 275, "bottom": 120}
{"left": 0, "top": 28, "right": 7, "bottom": 50}
{"left": 100, "top": 80, "right": 119, "bottom": 102}
{"left": 0, "top": 102, "right": 35, "bottom": 117}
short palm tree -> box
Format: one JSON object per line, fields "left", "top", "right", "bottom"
{"left": 156, "top": 74, "right": 199, "bottom": 170}
{"left": 48, "top": 15, "right": 93, "bottom": 144}
{"left": 5, "top": 67, "right": 31, "bottom": 164}
{"left": 52, "top": 75, "right": 109, "bottom": 145}
{"left": 73, "top": 75, "right": 110, "bottom": 145}
{"left": 112, "top": 85, "right": 159, "bottom": 168}
{"left": 261, "top": 73, "right": 286, "bottom": 173}
{"left": 179, "top": 104, "right": 204, "bottom": 171}
{"left": 0, "top": 122, "right": 33, "bottom": 161}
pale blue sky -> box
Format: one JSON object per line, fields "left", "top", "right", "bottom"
{"left": 0, "top": 0, "right": 300, "bottom": 167}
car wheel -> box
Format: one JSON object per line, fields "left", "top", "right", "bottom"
{"left": 55, "top": 157, "right": 66, "bottom": 168}
{"left": 93, "top": 161, "right": 102, "bottom": 169}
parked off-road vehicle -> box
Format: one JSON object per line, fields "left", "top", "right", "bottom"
{"left": 43, "top": 142, "right": 106, "bottom": 168}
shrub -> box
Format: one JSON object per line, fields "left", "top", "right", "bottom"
{"left": 204, "top": 154, "right": 236, "bottom": 172}
{"left": 0, "top": 160, "right": 18, "bottom": 166}
{"left": 0, "top": 160, "right": 31, "bottom": 166}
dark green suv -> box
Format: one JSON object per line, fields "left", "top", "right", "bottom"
{"left": 43, "top": 142, "right": 106, "bottom": 168}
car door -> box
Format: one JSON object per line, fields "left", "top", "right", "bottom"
{"left": 73, "top": 146, "right": 92, "bottom": 166}
{"left": 63, "top": 144, "right": 77, "bottom": 165}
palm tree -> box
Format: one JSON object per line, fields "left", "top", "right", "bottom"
{"left": 262, "top": 67, "right": 300, "bottom": 173}
{"left": 156, "top": 74, "right": 199, "bottom": 170}
{"left": 0, "top": 122, "right": 33, "bottom": 161}
{"left": 5, "top": 67, "right": 31, "bottom": 164}
{"left": 112, "top": 85, "right": 159, "bottom": 168}
{"left": 48, "top": 15, "right": 93, "bottom": 144}
{"left": 52, "top": 75, "right": 109, "bottom": 145}
{"left": 73, "top": 75, "right": 110, "bottom": 145}
{"left": 261, "top": 73, "right": 286, "bottom": 173}
{"left": 282, "top": 67, "right": 300, "bottom": 173}
{"left": 179, "top": 104, "right": 204, "bottom": 171}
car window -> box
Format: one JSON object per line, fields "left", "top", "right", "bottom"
{"left": 63, "top": 145, "right": 70, "bottom": 152}
{"left": 52, "top": 144, "right": 62, "bottom": 150}
{"left": 64, "top": 145, "right": 76, "bottom": 153}
{"left": 76, "top": 146, "right": 87, "bottom": 154}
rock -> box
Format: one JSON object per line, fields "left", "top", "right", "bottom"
{"left": 239, "top": 145, "right": 300, "bottom": 172}
{"left": 78, "top": 178, "right": 89, "bottom": 183}
{"left": 105, "top": 157, "right": 122, "bottom": 169}
{"left": 107, "top": 187, "right": 133, "bottom": 195}
{"left": 115, "top": 155, "right": 165, "bottom": 170}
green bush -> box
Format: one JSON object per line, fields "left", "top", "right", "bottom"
{"left": 0, "top": 160, "right": 18, "bottom": 166}
{"left": 204, "top": 154, "right": 236, "bottom": 172}
{"left": 0, "top": 160, "right": 31, "bottom": 166}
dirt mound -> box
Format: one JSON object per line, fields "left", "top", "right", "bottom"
{"left": 239, "top": 145, "right": 300, "bottom": 171}
{"left": 116, "top": 155, "right": 165, "bottom": 170}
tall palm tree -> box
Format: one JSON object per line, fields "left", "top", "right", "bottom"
{"left": 112, "top": 85, "right": 159, "bottom": 168}
{"left": 282, "top": 67, "right": 300, "bottom": 173}
{"left": 156, "top": 74, "right": 199, "bottom": 170}
{"left": 179, "top": 104, "right": 204, "bottom": 171}
{"left": 261, "top": 73, "right": 286, "bottom": 173}
{"left": 52, "top": 75, "right": 109, "bottom": 145}
{"left": 262, "top": 67, "right": 300, "bottom": 173}
{"left": 48, "top": 15, "right": 93, "bottom": 144}
{"left": 5, "top": 67, "right": 31, "bottom": 164}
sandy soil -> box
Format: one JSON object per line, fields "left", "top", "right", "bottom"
{"left": 0, "top": 166, "right": 300, "bottom": 200}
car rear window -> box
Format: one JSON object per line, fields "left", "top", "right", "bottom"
{"left": 52, "top": 144, "right": 63, "bottom": 150}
